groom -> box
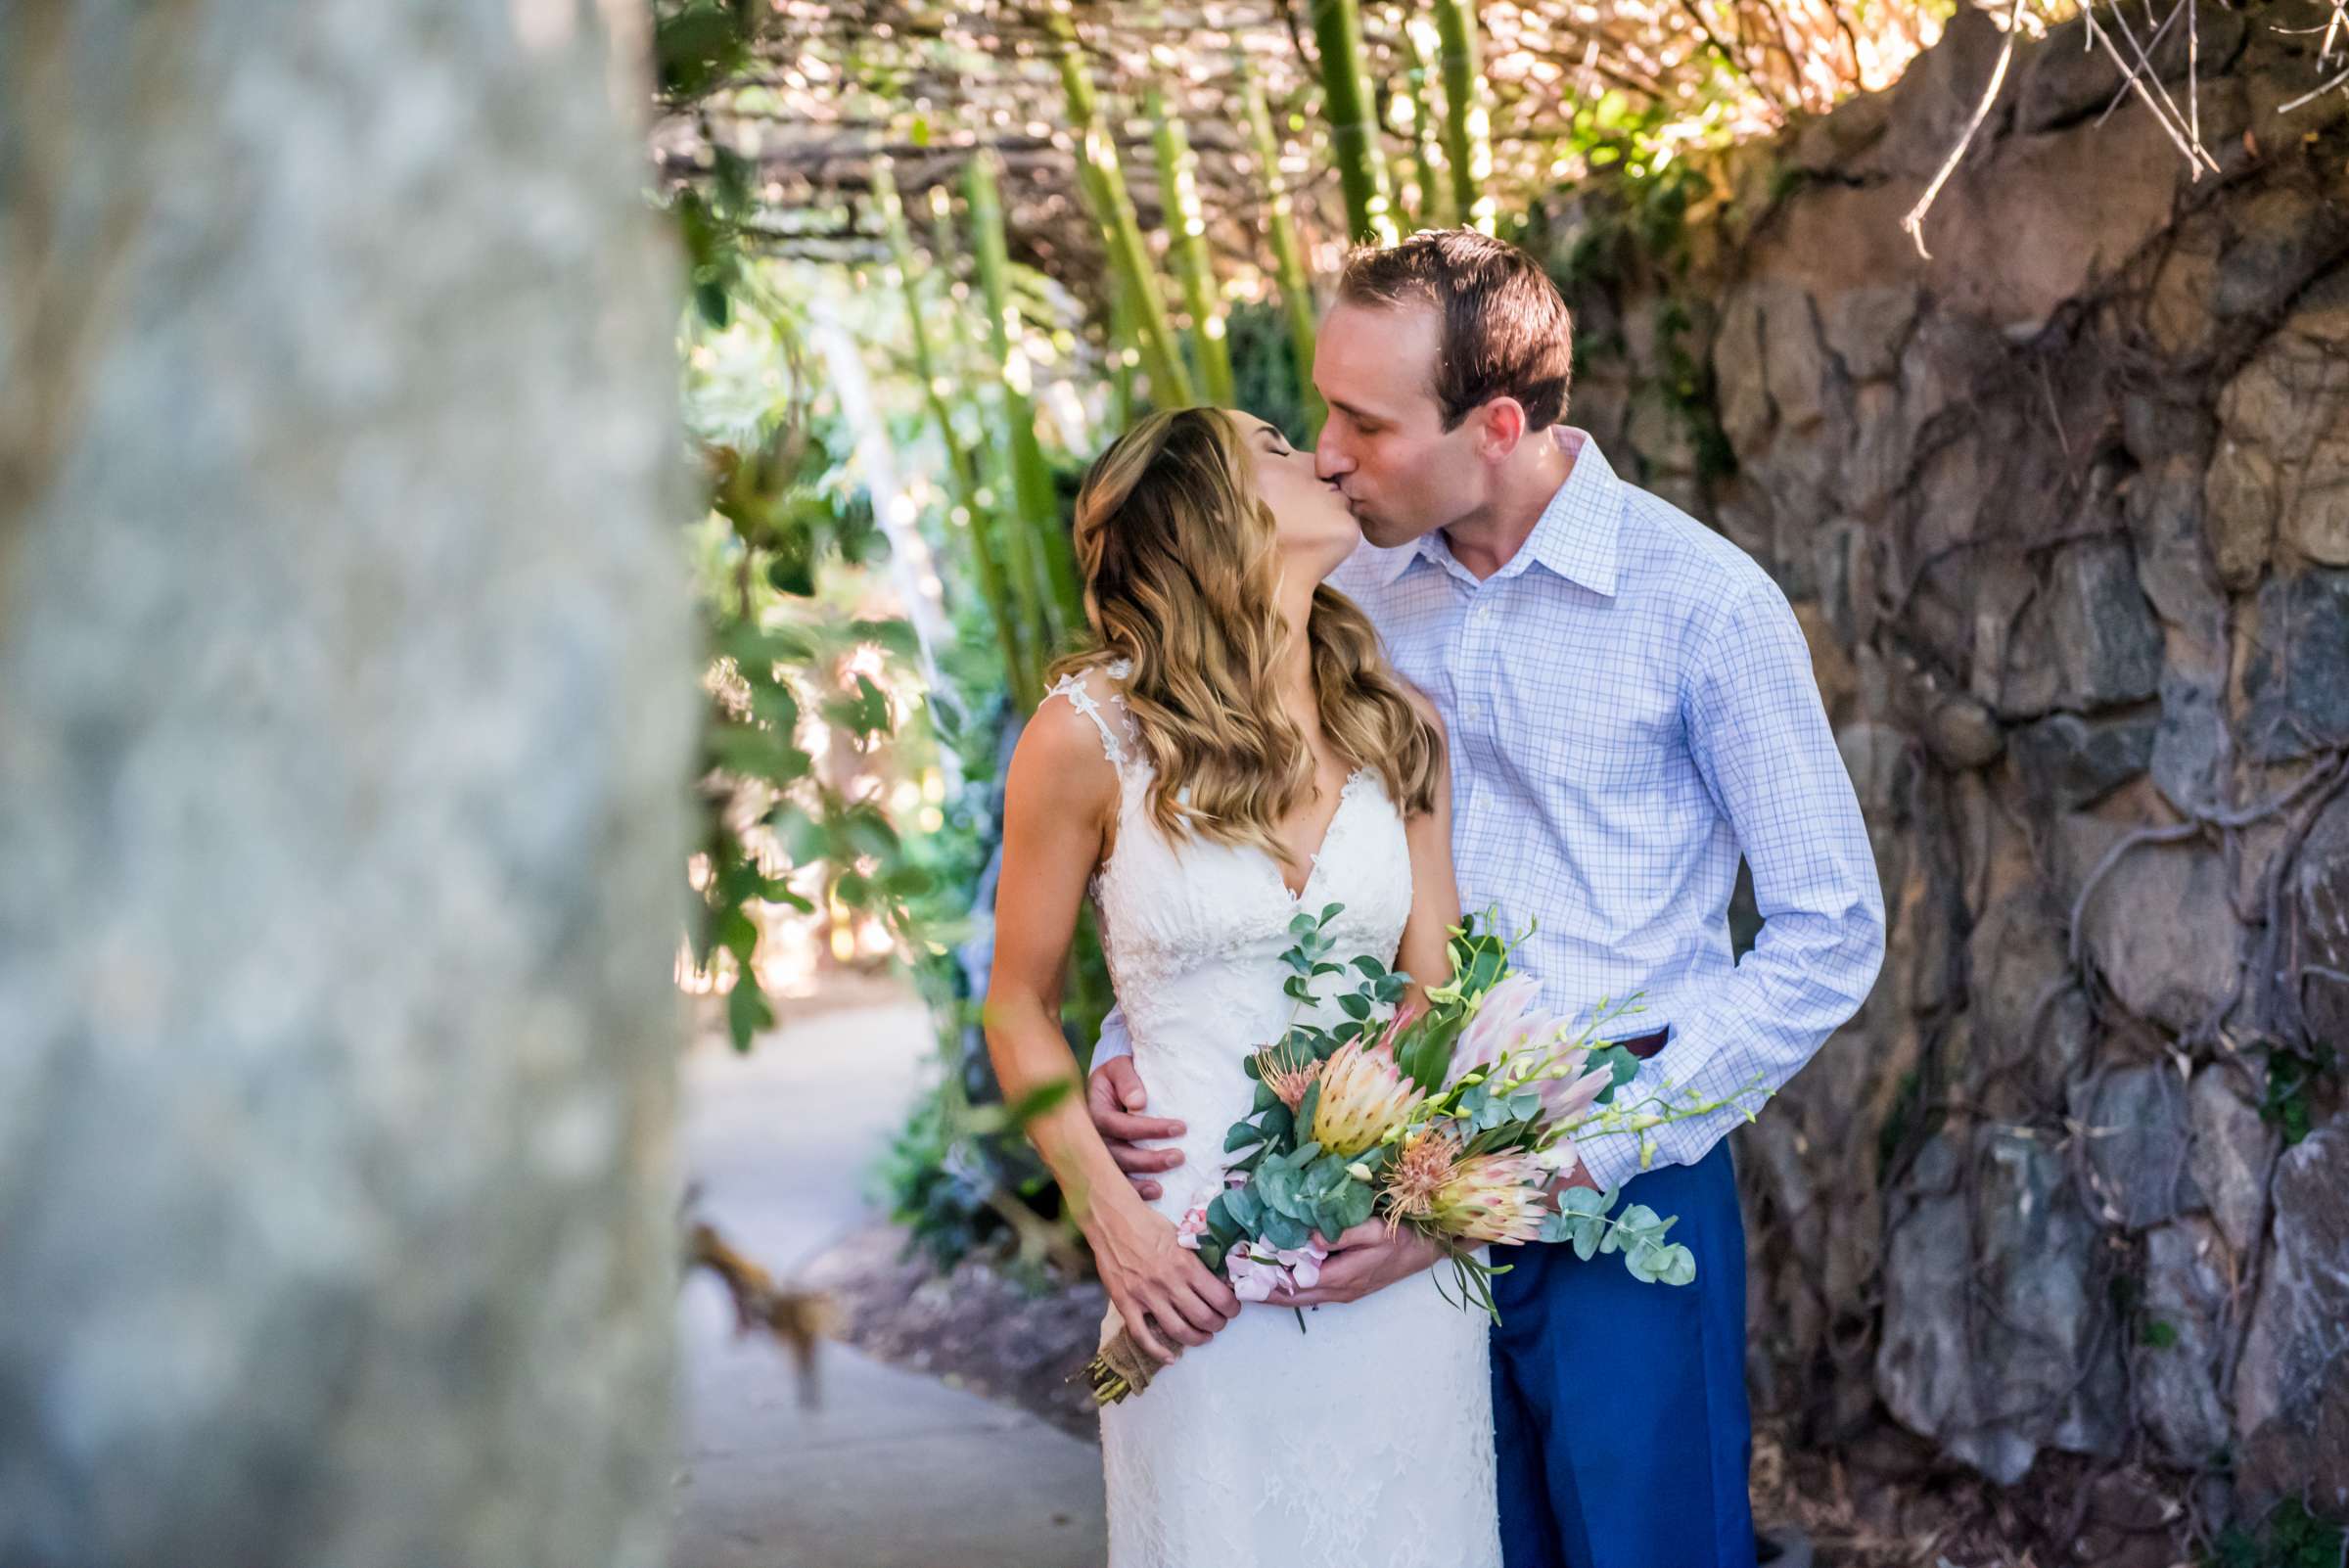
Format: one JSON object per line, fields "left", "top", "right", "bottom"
{"left": 1087, "top": 230, "right": 1885, "bottom": 1568}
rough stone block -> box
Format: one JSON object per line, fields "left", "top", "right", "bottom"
{"left": 2079, "top": 836, "right": 2242, "bottom": 1036}
{"left": 1876, "top": 1127, "right": 2125, "bottom": 1484}
{"left": 2235, "top": 1122, "right": 2349, "bottom": 1513}
{"left": 2134, "top": 1217, "right": 2234, "bottom": 1469}
{"left": 2011, "top": 711, "right": 2158, "bottom": 810}
{"left": 2241, "top": 569, "right": 2349, "bottom": 761}
{"left": 2069, "top": 1065, "right": 2198, "bottom": 1230}
{"left": 2188, "top": 1065, "right": 2276, "bottom": 1258}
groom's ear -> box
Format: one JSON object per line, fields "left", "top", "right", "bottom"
{"left": 1473, "top": 397, "right": 1530, "bottom": 460}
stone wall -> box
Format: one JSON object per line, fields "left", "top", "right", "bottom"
{"left": 1537, "top": 0, "right": 2349, "bottom": 1545}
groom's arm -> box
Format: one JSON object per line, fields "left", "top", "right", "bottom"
{"left": 1085, "top": 1004, "right": 1186, "bottom": 1201}
{"left": 1576, "top": 577, "right": 1886, "bottom": 1195}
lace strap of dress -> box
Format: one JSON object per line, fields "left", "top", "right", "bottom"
{"left": 1044, "top": 663, "right": 1137, "bottom": 772}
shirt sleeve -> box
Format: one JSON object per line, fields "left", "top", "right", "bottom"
{"left": 1089, "top": 1002, "right": 1133, "bottom": 1070}
{"left": 1576, "top": 577, "right": 1886, "bottom": 1193}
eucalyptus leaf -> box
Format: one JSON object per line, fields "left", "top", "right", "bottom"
{"left": 1263, "top": 1212, "right": 1311, "bottom": 1251}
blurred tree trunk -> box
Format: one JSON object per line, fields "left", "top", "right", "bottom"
{"left": 0, "top": 4, "right": 696, "bottom": 1567}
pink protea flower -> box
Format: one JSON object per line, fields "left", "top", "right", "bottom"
{"left": 1380, "top": 1126, "right": 1462, "bottom": 1233}
{"left": 1430, "top": 1149, "right": 1552, "bottom": 1245}
{"left": 1446, "top": 976, "right": 1562, "bottom": 1088}
{"left": 1311, "top": 1037, "right": 1426, "bottom": 1157}
{"left": 1252, "top": 1038, "right": 1323, "bottom": 1112}
{"left": 1370, "top": 995, "right": 1428, "bottom": 1053}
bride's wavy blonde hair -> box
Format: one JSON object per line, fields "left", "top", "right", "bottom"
{"left": 1047, "top": 406, "right": 1443, "bottom": 859}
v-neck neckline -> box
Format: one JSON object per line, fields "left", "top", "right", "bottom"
{"left": 1265, "top": 768, "right": 1369, "bottom": 902}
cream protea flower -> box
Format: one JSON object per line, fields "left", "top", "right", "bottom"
{"left": 1253, "top": 1039, "right": 1323, "bottom": 1111}
{"left": 1310, "top": 1037, "right": 1425, "bottom": 1156}
{"left": 1429, "top": 1149, "right": 1552, "bottom": 1245}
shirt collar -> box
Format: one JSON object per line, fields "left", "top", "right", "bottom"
{"left": 1373, "top": 427, "right": 1622, "bottom": 598}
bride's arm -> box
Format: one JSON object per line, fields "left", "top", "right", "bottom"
{"left": 984, "top": 698, "right": 1239, "bottom": 1363}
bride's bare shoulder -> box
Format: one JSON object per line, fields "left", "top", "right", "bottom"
{"left": 1008, "top": 661, "right": 1132, "bottom": 805}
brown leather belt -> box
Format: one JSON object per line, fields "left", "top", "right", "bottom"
{"left": 1611, "top": 1027, "right": 1670, "bottom": 1060}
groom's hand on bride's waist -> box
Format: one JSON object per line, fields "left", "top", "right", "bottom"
{"left": 1267, "top": 1222, "right": 1445, "bottom": 1310}
{"left": 1088, "top": 1057, "right": 1186, "bottom": 1203}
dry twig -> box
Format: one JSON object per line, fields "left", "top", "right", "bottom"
{"left": 687, "top": 1220, "right": 840, "bottom": 1408}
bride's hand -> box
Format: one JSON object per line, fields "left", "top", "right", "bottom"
{"left": 1083, "top": 1196, "right": 1241, "bottom": 1364}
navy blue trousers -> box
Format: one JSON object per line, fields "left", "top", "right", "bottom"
{"left": 1490, "top": 1140, "right": 1757, "bottom": 1568}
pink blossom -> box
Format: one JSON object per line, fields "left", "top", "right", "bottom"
{"left": 1538, "top": 1062, "right": 1615, "bottom": 1128}
{"left": 1274, "top": 1243, "right": 1325, "bottom": 1290}
{"left": 1225, "top": 1245, "right": 1279, "bottom": 1302}
{"left": 1222, "top": 1237, "right": 1328, "bottom": 1301}
{"left": 1174, "top": 1203, "right": 1209, "bottom": 1252}
{"left": 1447, "top": 975, "right": 1557, "bottom": 1087}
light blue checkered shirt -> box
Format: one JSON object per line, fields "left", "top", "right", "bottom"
{"left": 1091, "top": 428, "right": 1884, "bottom": 1190}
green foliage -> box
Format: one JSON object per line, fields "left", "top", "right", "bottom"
{"left": 682, "top": 341, "right": 946, "bottom": 1047}
{"left": 1652, "top": 297, "right": 1738, "bottom": 485}
{"left": 872, "top": 1055, "right": 1064, "bottom": 1275}
{"left": 2204, "top": 1500, "right": 2346, "bottom": 1568}
{"left": 653, "top": 0, "right": 763, "bottom": 103}
{"left": 1225, "top": 300, "right": 1318, "bottom": 449}
{"left": 669, "top": 145, "right": 757, "bottom": 330}
{"left": 1876, "top": 1066, "right": 1932, "bottom": 1174}
{"left": 2260, "top": 1043, "right": 2336, "bottom": 1146}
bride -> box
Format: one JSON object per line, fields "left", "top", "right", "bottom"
{"left": 985, "top": 406, "right": 1500, "bottom": 1567}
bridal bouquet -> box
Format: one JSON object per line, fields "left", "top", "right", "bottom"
{"left": 1082, "top": 904, "right": 1765, "bottom": 1405}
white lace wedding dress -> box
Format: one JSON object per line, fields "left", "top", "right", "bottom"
{"left": 1047, "top": 663, "right": 1500, "bottom": 1568}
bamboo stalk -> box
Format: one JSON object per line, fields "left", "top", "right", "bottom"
{"left": 1046, "top": 5, "right": 1195, "bottom": 409}
{"left": 1239, "top": 56, "right": 1325, "bottom": 436}
{"left": 963, "top": 150, "right": 1067, "bottom": 652}
{"left": 873, "top": 157, "right": 1038, "bottom": 708}
{"left": 1310, "top": 0, "right": 1400, "bottom": 246}
{"left": 924, "top": 182, "right": 960, "bottom": 291}
{"left": 1432, "top": 0, "right": 1497, "bottom": 234}
{"left": 1147, "top": 85, "right": 1235, "bottom": 406}
{"left": 1108, "top": 266, "right": 1139, "bottom": 429}
{"left": 1399, "top": 13, "right": 1454, "bottom": 228}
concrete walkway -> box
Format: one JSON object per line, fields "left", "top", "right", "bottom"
{"left": 668, "top": 990, "right": 1108, "bottom": 1568}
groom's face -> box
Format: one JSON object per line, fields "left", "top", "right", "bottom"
{"left": 1312, "top": 299, "right": 1481, "bottom": 550}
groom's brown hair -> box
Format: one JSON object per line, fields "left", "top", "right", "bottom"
{"left": 1334, "top": 229, "right": 1573, "bottom": 434}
